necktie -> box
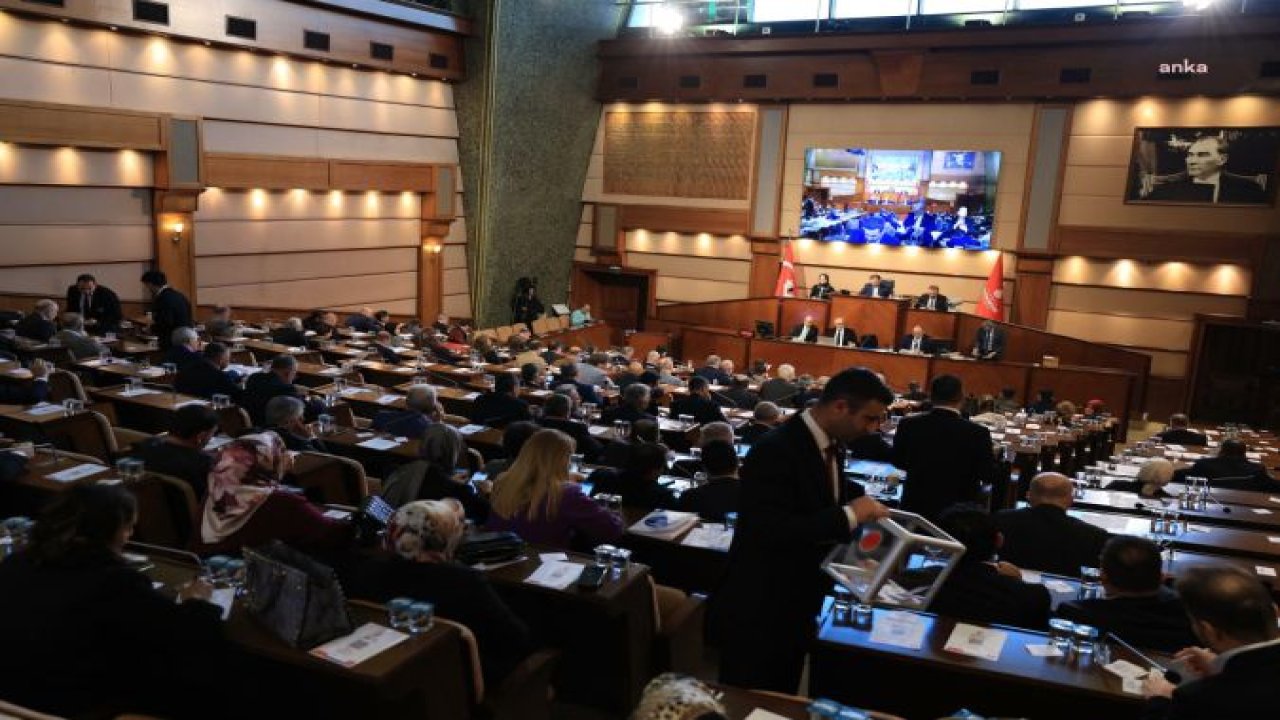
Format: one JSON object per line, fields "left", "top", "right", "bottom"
{"left": 984, "top": 331, "right": 992, "bottom": 354}
{"left": 927, "top": 297, "right": 935, "bottom": 310}
{"left": 912, "top": 337, "right": 920, "bottom": 352}
{"left": 82, "top": 292, "right": 90, "bottom": 316}
{"left": 835, "top": 329, "right": 843, "bottom": 345}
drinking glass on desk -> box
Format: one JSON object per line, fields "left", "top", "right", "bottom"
{"left": 694, "top": 471, "right": 708, "bottom": 487}
{"left": 408, "top": 601, "right": 434, "bottom": 634}
{"left": 1071, "top": 624, "right": 1098, "bottom": 657}
{"left": 62, "top": 399, "right": 83, "bottom": 417}
{"left": 387, "top": 597, "right": 413, "bottom": 631}
{"left": 613, "top": 420, "right": 631, "bottom": 440}
{"left": 1079, "top": 567, "right": 1102, "bottom": 600}
{"left": 689, "top": 446, "right": 702, "bottom": 462}
{"left": 678, "top": 414, "right": 694, "bottom": 429}
{"left": 138, "top": 356, "right": 150, "bottom": 370}
{"left": 570, "top": 454, "right": 584, "bottom": 473}
{"left": 724, "top": 511, "right": 738, "bottom": 530}
{"left": 1048, "top": 618, "right": 1074, "bottom": 651}
{"left": 98, "top": 349, "right": 112, "bottom": 365}
{"left": 211, "top": 393, "right": 230, "bottom": 409}
{"left": 316, "top": 414, "right": 334, "bottom": 435}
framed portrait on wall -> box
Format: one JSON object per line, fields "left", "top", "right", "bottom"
{"left": 1125, "top": 126, "right": 1280, "bottom": 207}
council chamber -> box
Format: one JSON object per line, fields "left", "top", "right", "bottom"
{"left": 1, "top": 1, "right": 1279, "bottom": 719}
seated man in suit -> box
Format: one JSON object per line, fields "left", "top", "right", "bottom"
{"left": 930, "top": 504, "right": 1051, "bottom": 630}
{"left": 0, "top": 359, "right": 51, "bottom": 405}
{"left": 371, "top": 331, "right": 403, "bottom": 364}
{"left": 372, "top": 384, "right": 441, "bottom": 438}
{"left": 263, "top": 395, "right": 327, "bottom": 453}
{"left": 15, "top": 299, "right": 58, "bottom": 342}
{"left": 175, "top": 342, "right": 243, "bottom": 403}
{"left": 470, "top": 373, "right": 532, "bottom": 428}
{"left": 243, "top": 353, "right": 310, "bottom": 426}
{"left": 913, "top": 284, "right": 950, "bottom": 312}
{"left": 1141, "top": 567, "right": 1280, "bottom": 716}
{"left": 588, "top": 442, "right": 678, "bottom": 511}
{"left": 1057, "top": 536, "right": 1197, "bottom": 653}
{"left": 132, "top": 404, "right": 219, "bottom": 501}
{"left": 738, "top": 401, "right": 782, "bottom": 445}
{"left": 163, "top": 327, "right": 204, "bottom": 370}
{"left": 790, "top": 315, "right": 819, "bottom": 344}
{"left": 1154, "top": 413, "right": 1208, "bottom": 446}
{"left": 720, "top": 375, "right": 759, "bottom": 410}
{"left": 894, "top": 375, "right": 993, "bottom": 521}
{"left": 670, "top": 376, "right": 727, "bottom": 426}
{"left": 759, "top": 363, "right": 800, "bottom": 406}
{"left": 693, "top": 355, "right": 731, "bottom": 385}
{"left": 995, "top": 472, "right": 1110, "bottom": 577}
{"left": 536, "top": 392, "right": 602, "bottom": 463}
{"left": 205, "top": 305, "right": 238, "bottom": 341}
{"left": 603, "top": 383, "right": 657, "bottom": 426}
{"left": 679, "top": 440, "right": 740, "bottom": 523}
{"left": 52, "top": 313, "right": 106, "bottom": 360}
{"left": 270, "top": 317, "right": 308, "bottom": 348}
{"left": 1174, "top": 439, "right": 1277, "bottom": 491}
{"left": 858, "top": 273, "right": 893, "bottom": 298}
{"left": 65, "top": 273, "right": 122, "bottom": 332}
{"left": 346, "top": 307, "right": 381, "bottom": 333}
{"left": 828, "top": 317, "right": 858, "bottom": 347}
{"left": 808, "top": 273, "right": 835, "bottom": 300}
{"left": 555, "top": 363, "right": 601, "bottom": 406}
{"left": 972, "top": 319, "right": 1006, "bottom": 361}
{"left": 897, "top": 324, "right": 932, "bottom": 354}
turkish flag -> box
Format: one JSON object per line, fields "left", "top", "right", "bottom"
{"left": 775, "top": 241, "right": 797, "bottom": 297}
{"left": 976, "top": 254, "right": 1005, "bottom": 321}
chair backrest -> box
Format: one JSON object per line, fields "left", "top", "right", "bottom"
{"left": 229, "top": 349, "right": 258, "bottom": 366}
{"left": 214, "top": 406, "right": 252, "bottom": 437}
{"left": 47, "top": 369, "right": 87, "bottom": 403}
{"left": 294, "top": 351, "right": 323, "bottom": 365}
{"left": 464, "top": 447, "right": 485, "bottom": 474}
{"left": 435, "top": 617, "right": 486, "bottom": 705}
{"left": 290, "top": 451, "right": 369, "bottom": 506}
{"left": 129, "top": 472, "right": 200, "bottom": 550}
{"left": 558, "top": 315, "right": 570, "bottom": 330}
{"left": 511, "top": 323, "right": 528, "bottom": 335}
{"left": 0, "top": 698, "right": 66, "bottom": 720}
{"left": 494, "top": 326, "right": 513, "bottom": 342}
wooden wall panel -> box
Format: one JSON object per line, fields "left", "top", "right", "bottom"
{"left": 0, "top": 100, "right": 162, "bottom": 150}
{"left": 1012, "top": 255, "right": 1053, "bottom": 329}
{"left": 1056, "top": 226, "right": 1268, "bottom": 265}
{"left": 330, "top": 161, "right": 435, "bottom": 192}
{"left": 617, "top": 205, "right": 751, "bottom": 236}
{"left": 204, "top": 154, "right": 330, "bottom": 190}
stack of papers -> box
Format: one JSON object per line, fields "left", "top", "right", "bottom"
{"left": 943, "top": 623, "right": 1007, "bottom": 661}
{"left": 357, "top": 437, "right": 402, "bottom": 451}
{"left": 629, "top": 510, "right": 699, "bottom": 541}
{"left": 868, "top": 610, "right": 927, "bottom": 649}
{"left": 1102, "top": 659, "right": 1150, "bottom": 695}
{"left": 118, "top": 387, "right": 162, "bottom": 397}
{"left": 375, "top": 394, "right": 402, "bottom": 405}
{"left": 524, "top": 560, "right": 585, "bottom": 590}
{"left": 681, "top": 524, "right": 733, "bottom": 551}
{"left": 310, "top": 623, "right": 410, "bottom": 668}
{"left": 26, "top": 403, "right": 66, "bottom": 416}
{"left": 47, "top": 463, "right": 109, "bottom": 483}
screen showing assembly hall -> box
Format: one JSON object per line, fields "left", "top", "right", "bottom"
{"left": 799, "top": 148, "right": 1002, "bottom": 250}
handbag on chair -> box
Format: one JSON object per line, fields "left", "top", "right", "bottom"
{"left": 243, "top": 540, "right": 353, "bottom": 649}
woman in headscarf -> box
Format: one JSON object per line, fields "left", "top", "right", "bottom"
{"left": 381, "top": 423, "right": 490, "bottom": 521}
{"left": 334, "top": 499, "right": 533, "bottom": 685}
{"left": 196, "top": 432, "right": 353, "bottom": 555}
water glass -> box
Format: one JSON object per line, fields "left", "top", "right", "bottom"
{"left": 614, "top": 419, "right": 631, "bottom": 440}
{"left": 832, "top": 587, "right": 853, "bottom": 624}
{"left": 211, "top": 393, "right": 230, "bottom": 409}
{"left": 128, "top": 377, "right": 143, "bottom": 394}
{"left": 693, "top": 471, "right": 708, "bottom": 487}
{"left": 317, "top": 414, "right": 334, "bottom": 435}
{"left": 570, "top": 454, "right": 584, "bottom": 473}
{"left": 609, "top": 547, "right": 632, "bottom": 577}
{"left": 407, "top": 601, "right": 435, "bottom": 634}
{"left": 678, "top": 414, "right": 694, "bottom": 428}
{"left": 224, "top": 558, "right": 246, "bottom": 594}
{"left": 1079, "top": 566, "right": 1102, "bottom": 600}
{"left": 689, "top": 446, "right": 702, "bottom": 462}
{"left": 139, "top": 356, "right": 151, "bottom": 370}
{"left": 1048, "top": 618, "right": 1075, "bottom": 651}
{"left": 62, "top": 398, "right": 84, "bottom": 416}
{"left": 594, "top": 544, "right": 616, "bottom": 567}
{"left": 203, "top": 555, "right": 231, "bottom": 586}
{"left": 1071, "top": 623, "right": 1098, "bottom": 657}
{"left": 387, "top": 597, "right": 414, "bottom": 631}
{"left": 851, "top": 603, "right": 873, "bottom": 629}
{"left": 161, "top": 362, "right": 177, "bottom": 377}
{"left": 115, "top": 457, "right": 145, "bottom": 483}
{"left": 724, "top": 511, "right": 738, "bottom": 530}
{"left": 606, "top": 494, "right": 622, "bottom": 512}
{"left": 98, "top": 349, "right": 112, "bottom": 365}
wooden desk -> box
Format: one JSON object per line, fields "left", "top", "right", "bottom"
{"left": 830, "top": 295, "right": 908, "bottom": 349}
{"left": 810, "top": 608, "right": 1144, "bottom": 720}
{"left": 88, "top": 385, "right": 211, "bottom": 434}
{"left": 74, "top": 358, "right": 174, "bottom": 386}
{"left": 1075, "top": 488, "right": 1280, "bottom": 532}
{"left": 750, "top": 340, "right": 931, "bottom": 389}
{"left": 1069, "top": 508, "right": 1280, "bottom": 562}
{"left": 906, "top": 308, "right": 958, "bottom": 347}
{"left": 483, "top": 552, "right": 655, "bottom": 713}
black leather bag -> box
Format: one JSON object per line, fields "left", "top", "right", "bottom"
{"left": 455, "top": 531, "right": 524, "bottom": 566}
{"left": 243, "top": 541, "right": 352, "bottom": 649}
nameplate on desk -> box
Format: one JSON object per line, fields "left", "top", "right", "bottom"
{"left": 310, "top": 623, "right": 410, "bottom": 668}
{"left": 46, "top": 463, "right": 110, "bottom": 483}
{"left": 868, "top": 610, "right": 927, "bottom": 650}
{"left": 1257, "top": 566, "right": 1277, "bottom": 577}
{"left": 681, "top": 525, "right": 733, "bottom": 551}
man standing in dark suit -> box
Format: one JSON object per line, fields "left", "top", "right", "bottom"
{"left": 1141, "top": 567, "right": 1280, "bottom": 717}
{"left": 1057, "top": 536, "right": 1197, "bottom": 653}
{"left": 670, "top": 376, "right": 727, "bottom": 426}
{"left": 828, "top": 317, "right": 858, "bottom": 347}
{"left": 897, "top": 324, "right": 932, "bottom": 354}
{"left": 65, "top": 274, "right": 122, "bottom": 332}
{"left": 1173, "top": 439, "right": 1276, "bottom": 491}
{"left": 1154, "top": 414, "right": 1208, "bottom": 446}
{"left": 789, "top": 315, "right": 819, "bottom": 343}
{"left": 141, "top": 270, "right": 192, "bottom": 350}
{"left": 713, "top": 368, "right": 893, "bottom": 693}
{"left": 913, "top": 284, "right": 950, "bottom": 312}
{"left": 893, "top": 374, "right": 994, "bottom": 521}
{"left": 858, "top": 273, "right": 893, "bottom": 298}
{"left": 995, "top": 472, "right": 1110, "bottom": 578}
{"left": 972, "top": 319, "right": 1006, "bottom": 361}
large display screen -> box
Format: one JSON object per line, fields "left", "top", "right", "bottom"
{"left": 799, "top": 148, "right": 1001, "bottom": 250}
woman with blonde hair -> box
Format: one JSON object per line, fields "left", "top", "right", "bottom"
{"left": 484, "top": 429, "right": 622, "bottom": 550}
{"left": 1107, "top": 457, "right": 1175, "bottom": 499}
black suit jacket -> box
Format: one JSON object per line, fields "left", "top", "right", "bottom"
{"left": 14, "top": 315, "right": 55, "bottom": 342}
{"left": 174, "top": 359, "right": 242, "bottom": 403}
{"left": 151, "top": 286, "right": 193, "bottom": 349}
{"left": 1174, "top": 455, "right": 1276, "bottom": 491}
{"left": 65, "top": 285, "right": 122, "bottom": 330}
{"left": 694, "top": 367, "right": 732, "bottom": 385}
{"left": 759, "top": 378, "right": 800, "bottom": 405}
{"left": 270, "top": 328, "right": 308, "bottom": 347}
{"left": 789, "top": 324, "right": 819, "bottom": 343}
{"left": 930, "top": 562, "right": 1051, "bottom": 630}
{"left": 828, "top": 326, "right": 858, "bottom": 347}
{"left": 538, "top": 417, "right": 603, "bottom": 462}
{"left": 1154, "top": 428, "right": 1209, "bottom": 446}
{"left": 243, "top": 371, "right": 304, "bottom": 426}
{"left": 994, "top": 504, "right": 1110, "bottom": 577}
{"left": 858, "top": 281, "right": 893, "bottom": 298}
{"left": 738, "top": 422, "right": 775, "bottom": 445}
{"left": 897, "top": 334, "right": 933, "bottom": 353}
{"left": 469, "top": 392, "right": 532, "bottom": 427}
{"left": 679, "top": 476, "right": 740, "bottom": 523}
{"left": 974, "top": 325, "right": 1006, "bottom": 360}
{"left": 134, "top": 437, "right": 214, "bottom": 502}
{"left": 722, "top": 387, "right": 760, "bottom": 411}
{"left": 913, "top": 293, "right": 950, "bottom": 311}
{"left": 602, "top": 404, "right": 657, "bottom": 426}
{"left": 669, "top": 394, "right": 727, "bottom": 425}
{"left": 1058, "top": 587, "right": 1197, "bottom": 653}
{"left": 1141, "top": 642, "right": 1280, "bottom": 720}
{"left": 809, "top": 283, "right": 835, "bottom": 300}
{"left": 893, "top": 408, "right": 994, "bottom": 521}
{"left": 0, "top": 378, "right": 49, "bottom": 405}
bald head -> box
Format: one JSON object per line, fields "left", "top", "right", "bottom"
{"left": 1028, "top": 472, "right": 1074, "bottom": 509}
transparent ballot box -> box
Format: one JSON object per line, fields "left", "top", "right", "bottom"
{"left": 822, "top": 510, "right": 966, "bottom": 610}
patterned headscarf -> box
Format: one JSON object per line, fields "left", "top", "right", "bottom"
{"left": 630, "top": 673, "right": 726, "bottom": 720}
{"left": 200, "top": 432, "right": 291, "bottom": 544}
{"left": 385, "top": 498, "right": 465, "bottom": 563}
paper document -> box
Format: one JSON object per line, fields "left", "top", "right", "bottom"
{"left": 681, "top": 525, "right": 733, "bottom": 551}
{"left": 1025, "top": 643, "right": 1064, "bottom": 658}
{"left": 118, "top": 388, "right": 162, "bottom": 397}
{"left": 323, "top": 509, "right": 352, "bottom": 520}
{"left": 869, "top": 610, "right": 927, "bottom": 650}
{"left": 539, "top": 552, "right": 568, "bottom": 563}
{"left": 357, "top": 437, "right": 402, "bottom": 451}
{"left": 174, "top": 400, "right": 209, "bottom": 409}
{"left": 588, "top": 425, "right": 612, "bottom": 437}
{"left": 310, "top": 623, "right": 410, "bottom": 668}
{"left": 1252, "top": 508, "right": 1273, "bottom": 515}
{"left": 138, "top": 368, "right": 166, "bottom": 378}
{"left": 376, "top": 394, "right": 402, "bottom": 405}
{"left": 1043, "top": 580, "right": 1075, "bottom": 595}
{"left": 524, "top": 560, "right": 584, "bottom": 590}
{"left": 319, "top": 367, "right": 345, "bottom": 376}
{"left": 457, "top": 424, "right": 487, "bottom": 435}
{"left": 25, "top": 403, "right": 66, "bottom": 416}
{"left": 628, "top": 510, "right": 699, "bottom": 541}
{"left": 339, "top": 387, "right": 372, "bottom": 397}
{"left": 943, "top": 623, "right": 1007, "bottom": 661}
{"left": 210, "top": 588, "right": 235, "bottom": 620}
{"left": 1256, "top": 566, "right": 1276, "bottom": 577}
{"left": 47, "top": 463, "right": 110, "bottom": 483}
{"left": 1102, "top": 659, "right": 1148, "bottom": 680}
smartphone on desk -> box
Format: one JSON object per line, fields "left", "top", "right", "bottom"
{"left": 577, "top": 564, "right": 607, "bottom": 591}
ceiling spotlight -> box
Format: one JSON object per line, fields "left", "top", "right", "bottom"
{"left": 653, "top": 4, "right": 684, "bottom": 36}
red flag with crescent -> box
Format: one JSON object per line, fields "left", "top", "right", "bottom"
{"left": 775, "top": 240, "right": 797, "bottom": 297}
{"left": 977, "top": 254, "right": 1005, "bottom": 321}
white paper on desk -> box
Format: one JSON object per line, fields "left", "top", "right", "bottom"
{"left": 1164, "top": 444, "right": 1186, "bottom": 453}
{"left": 744, "top": 710, "right": 790, "bottom": 720}
{"left": 457, "top": 424, "right": 487, "bottom": 436}
{"left": 1253, "top": 508, "right": 1274, "bottom": 515}
{"left": 462, "top": 392, "right": 481, "bottom": 400}
{"left": 1256, "top": 566, "right": 1277, "bottom": 577}
{"left": 1187, "top": 525, "right": 1211, "bottom": 533}
{"left": 1026, "top": 643, "right": 1064, "bottom": 658}
{"left": 174, "top": 400, "right": 209, "bottom": 409}
{"left": 1125, "top": 517, "right": 1154, "bottom": 535}
{"left": 1270, "top": 536, "right": 1280, "bottom": 544}
{"left": 138, "top": 368, "right": 166, "bottom": 378}
{"left": 210, "top": 588, "right": 235, "bottom": 621}
{"left": 310, "top": 623, "right": 410, "bottom": 668}
{"left": 118, "top": 388, "right": 162, "bottom": 397}
{"left": 46, "top": 463, "right": 109, "bottom": 483}
{"left": 1121, "top": 676, "right": 1146, "bottom": 696}
{"left": 1103, "top": 659, "right": 1148, "bottom": 680}
{"left": 524, "top": 560, "right": 584, "bottom": 590}
{"left": 539, "top": 552, "right": 568, "bottom": 563}
{"left": 288, "top": 347, "right": 306, "bottom": 353}
{"left": 588, "top": 425, "right": 611, "bottom": 437}
{"left": 7, "top": 368, "right": 32, "bottom": 378}
{"left": 339, "top": 387, "right": 372, "bottom": 397}
{"left": 1247, "top": 452, "right": 1263, "bottom": 461}
{"left": 323, "top": 509, "right": 352, "bottom": 520}
{"left": 1044, "top": 579, "right": 1075, "bottom": 595}
{"left": 1112, "top": 464, "right": 1143, "bottom": 477}
{"left": 1024, "top": 423, "right": 1041, "bottom": 430}
{"left": 943, "top": 623, "right": 1006, "bottom": 661}
{"left": 319, "top": 367, "right": 345, "bottom": 376}
{"left": 357, "top": 437, "right": 402, "bottom": 451}
{"left": 1270, "top": 497, "right": 1280, "bottom": 505}
{"left": 1004, "top": 428, "right": 1021, "bottom": 435}
{"left": 681, "top": 525, "right": 734, "bottom": 551}
{"left": 80, "top": 359, "right": 104, "bottom": 368}
{"left": 25, "top": 403, "right": 65, "bottom": 416}
{"left": 869, "top": 610, "right": 927, "bottom": 650}
{"left": 1020, "top": 569, "right": 1042, "bottom": 584}
{"left": 529, "top": 390, "right": 551, "bottom": 397}
{"left": 376, "top": 394, "right": 402, "bottom": 405}
{"left": 394, "top": 366, "right": 415, "bottom": 373}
